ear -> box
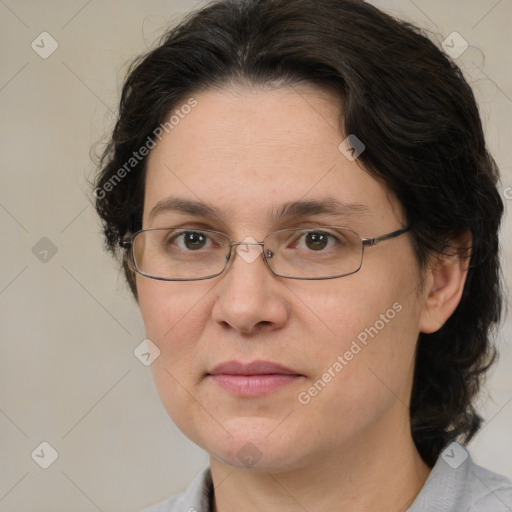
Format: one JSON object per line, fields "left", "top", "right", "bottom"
{"left": 418, "top": 233, "right": 471, "bottom": 334}
{"left": 123, "top": 257, "right": 139, "bottom": 303}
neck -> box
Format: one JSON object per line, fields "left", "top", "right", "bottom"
{"left": 210, "top": 415, "right": 431, "bottom": 512}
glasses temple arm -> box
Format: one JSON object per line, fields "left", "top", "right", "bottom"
{"left": 362, "top": 226, "right": 411, "bottom": 247}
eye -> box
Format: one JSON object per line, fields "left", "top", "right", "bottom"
{"left": 294, "top": 230, "right": 337, "bottom": 251}
{"left": 168, "top": 230, "right": 211, "bottom": 251}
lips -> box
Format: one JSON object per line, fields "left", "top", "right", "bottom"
{"left": 207, "top": 360, "right": 304, "bottom": 397}
{"left": 209, "top": 360, "right": 300, "bottom": 376}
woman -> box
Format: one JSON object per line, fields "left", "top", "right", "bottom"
{"left": 94, "top": 0, "right": 512, "bottom": 510}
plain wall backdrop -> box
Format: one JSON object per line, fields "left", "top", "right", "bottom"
{"left": 0, "top": 0, "right": 511, "bottom": 510}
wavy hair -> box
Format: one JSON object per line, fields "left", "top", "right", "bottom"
{"left": 94, "top": 0, "right": 504, "bottom": 467}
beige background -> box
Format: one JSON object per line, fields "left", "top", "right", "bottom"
{"left": 0, "top": 0, "right": 511, "bottom": 510}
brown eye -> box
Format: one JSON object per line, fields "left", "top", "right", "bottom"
{"left": 304, "top": 232, "right": 329, "bottom": 251}
{"left": 166, "top": 231, "right": 210, "bottom": 251}
{"left": 182, "top": 232, "right": 207, "bottom": 250}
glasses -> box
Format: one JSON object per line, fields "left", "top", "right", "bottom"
{"left": 120, "top": 225, "right": 410, "bottom": 281}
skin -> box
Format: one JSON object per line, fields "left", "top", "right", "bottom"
{"left": 137, "top": 85, "right": 469, "bottom": 512}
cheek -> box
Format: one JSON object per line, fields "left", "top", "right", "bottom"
{"left": 137, "top": 279, "right": 172, "bottom": 343}
{"left": 296, "top": 258, "right": 422, "bottom": 401}
{"left": 136, "top": 278, "right": 212, "bottom": 375}
{"left": 137, "top": 278, "right": 212, "bottom": 427}
{"left": 291, "top": 267, "right": 414, "bottom": 345}
{"left": 138, "top": 277, "right": 205, "bottom": 336}
{"left": 296, "top": 296, "right": 419, "bottom": 438}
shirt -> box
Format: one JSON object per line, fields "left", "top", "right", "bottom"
{"left": 140, "top": 448, "right": 512, "bottom": 512}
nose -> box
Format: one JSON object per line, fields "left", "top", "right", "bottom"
{"left": 211, "top": 239, "right": 290, "bottom": 334}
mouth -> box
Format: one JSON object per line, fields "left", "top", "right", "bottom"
{"left": 207, "top": 360, "right": 304, "bottom": 397}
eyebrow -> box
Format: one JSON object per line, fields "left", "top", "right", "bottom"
{"left": 148, "top": 196, "right": 371, "bottom": 224}
{"left": 271, "top": 197, "right": 371, "bottom": 222}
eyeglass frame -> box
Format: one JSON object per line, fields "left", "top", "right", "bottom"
{"left": 120, "top": 225, "right": 411, "bottom": 281}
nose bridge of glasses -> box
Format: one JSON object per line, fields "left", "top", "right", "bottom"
{"left": 227, "top": 238, "right": 266, "bottom": 266}
{"left": 229, "top": 240, "right": 265, "bottom": 247}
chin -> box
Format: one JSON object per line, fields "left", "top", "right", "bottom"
{"left": 190, "top": 419, "right": 308, "bottom": 472}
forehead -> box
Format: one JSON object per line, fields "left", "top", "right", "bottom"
{"left": 143, "top": 85, "right": 400, "bottom": 231}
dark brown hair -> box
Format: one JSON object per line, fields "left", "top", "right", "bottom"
{"left": 94, "top": 0, "right": 504, "bottom": 467}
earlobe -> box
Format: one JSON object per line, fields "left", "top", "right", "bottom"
{"left": 418, "top": 238, "right": 471, "bottom": 334}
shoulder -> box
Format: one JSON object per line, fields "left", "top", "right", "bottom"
{"left": 409, "top": 443, "right": 512, "bottom": 512}
{"left": 140, "top": 467, "right": 213, "bottom": 512}
{"left": 464, "top": 462, "right": 512, "bottom": 511}
{"left": 139, "top": 494, "right": 181, "bottom": 512}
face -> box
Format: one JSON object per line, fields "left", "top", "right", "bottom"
{"left": 137, "top": 85, "right": 427, "bottom": 471}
